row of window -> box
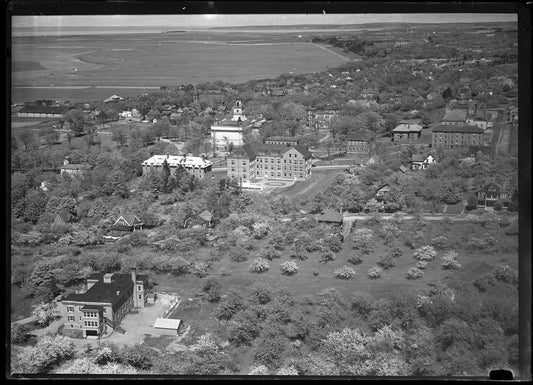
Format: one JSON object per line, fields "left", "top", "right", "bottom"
{"left": 67, "top": 306, "right": 107, "bottom": 315}
{"left": 257, "top": 158, "right": 304, "bottom": 164}
{"left": 84, "top": 320, "right": 99, "bottom": 327}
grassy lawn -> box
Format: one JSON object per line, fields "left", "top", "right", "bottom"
{"left": 445, "top": 202, "right": 464, "bottom": 214}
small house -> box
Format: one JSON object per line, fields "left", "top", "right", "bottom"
{"left": 316, "top": 209, "right": 343, "bottom": 227}
{"left": 59, "top": 158, "right": 93, "bottom": 178}
{"left": 54, "top": 211, "right": 75, "bottom": 224}
{"left": 392, "top": 124, "right": 422, "bottom": 144}
{"left": 198, "top": 210, "right": 213, "bottom": 227}
{"left": 375, "top": 184, "right": 390, "bottom": 201}
{"left": 411, "top": 154, "right": 437, "bottom": 170}
{"left": 110, "top": 213, "right": 144, "bottom": 237}
{"left": 476, "top": 182, "right": 511, "bottom": 208}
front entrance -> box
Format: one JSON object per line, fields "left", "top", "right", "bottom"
{"left": 86, "top": 329, "right": 98, "bottom": 337}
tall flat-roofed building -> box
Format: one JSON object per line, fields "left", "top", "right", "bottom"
{"left": 431, "top": 124, "right": 484, "bottom": 148}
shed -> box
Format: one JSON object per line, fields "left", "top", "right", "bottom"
{"left": 153, "top": 318, "right": 182, "bottom": 333}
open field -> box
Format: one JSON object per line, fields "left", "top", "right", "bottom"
{"left": 11, "top": 31, "right": 348, "bottom": 103}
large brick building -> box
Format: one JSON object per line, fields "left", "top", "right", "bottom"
{"left": 60, "top": 270, "right": 149, "bottom": 338}
{"left": 431, "top": 124, "right": 484, "bottom": 148}
{"left": 346, "top": 130, "right": 374, "bottom": 154}
{"left": 227, "top": 142, "right": 312, "bottom": 182}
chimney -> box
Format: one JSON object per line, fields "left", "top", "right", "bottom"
{"left": 116, "top": 291, "right": 120, "bottom": 296}
{"left": 103, "top": 273, "right": 114, "bottom": 284}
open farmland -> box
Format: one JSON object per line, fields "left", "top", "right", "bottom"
{"left": 11, "top": 30, "right": 349, "bottom": 103}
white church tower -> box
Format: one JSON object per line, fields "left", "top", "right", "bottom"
{"left": 211, "top": 100, "right": 248, "bottom": 153}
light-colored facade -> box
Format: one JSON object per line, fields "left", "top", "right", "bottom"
{"left": 211, "top": 100, "right": 248, "bottom": 151}
{"left": 142, "top": 154, "right": 213, "bottom": 179}
{"left": 227, "top": 142, "right": 312, "bottom": 182}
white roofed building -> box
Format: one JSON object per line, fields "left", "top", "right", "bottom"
{"left": 142, "top": 154, "right": 213, "bottom": 179}
{"left": 210, "top": 100, "right": 249, "bottom": 152}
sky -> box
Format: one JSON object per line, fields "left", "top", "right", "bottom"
{"left": 13, "top": 13, "right": 517, "bottom": 29}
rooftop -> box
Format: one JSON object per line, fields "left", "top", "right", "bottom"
{"left": 59, "top": 164, "right": 93, "bottom": 170}
{"left": 316, "top": 209, "right": 343, "bottom": 224}
{"left": 393, "top": 124, "right": 422, "bottom": 133}
{"left": 442, "top": 109, "right": 468, "bottom": 122}
{"left": 142, "top": 155, "right": 213, "bottom": 169}
{"left": 64, "top": 273, "right": 148, "bottom": 306}
{"left": 346, "top": 130, "right": 374, "bottom": 141}
{"left": 432, "top": 124, "right": 484, "bottom": 133}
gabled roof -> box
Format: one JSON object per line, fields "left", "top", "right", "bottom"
{"left": 115, "top": 213, "right": 142, "bottom": 227}
{"left": 56, "top": 211, "right": 74, "bottom": 223}
{"left": 442, "top": 109, "right": 468, "bottom": 122}
{"left": 432, "top": 124, "right": 484, "bottom": 133}
{"left": 228, "top": 144, "right": 256, "bottom": 160}
{"left": 393, "top": 124, "right": 422, "bottom": 133}
{"left": 291, "top": 145, "right": 312, "bottom": 160}
{"left": 316, "top": 209, "right": 343, "bottom": 224}
{"left": 198, "top": 210, "right": 213, "bottom": 222}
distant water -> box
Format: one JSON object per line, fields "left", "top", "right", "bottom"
{"left": 12, "top": 26, "right": 179, "bottom": 37}
{"left": 12, "top": 25, "right": 373, "bottom": 37}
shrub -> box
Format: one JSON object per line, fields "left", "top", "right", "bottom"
{"left": 11, "top": 324, "right": 32, "bottom": 345}
{"left": 120, "top": 344, "right": 154, "bottom": 370}
{"left": 250, "top": 284, "right": 273, "bottom": 304}
{"left": 347, "top": 254, "right": 363, "bottom": 265}
{"left": 203, "top": 277, "right": 222, "bottom": 302}
{"left": 413, "top": 245, "right": 437, "bottom": 261}
{"left": 257, "top": 248, "right": 281, "bottom": 261}
{"left": 249, "top": 258, "right": 271, "bottom": 273}
{"left": 431, "top": 236, "right": 448, "bottom": 250}
{"left": 416, "top": 261, "right": 428, "bottom": 270}
{"left": 351, "top": 291, "right": 374, "bottom": 318}
{"left": 377, "top": 255, "right": 395, "bottom": 269}
{"left": 406, "top": 267, "right": 424, "bottom": 280}
{"left": 441, "top": 251, "right": 461, "bottom": 270}
{"left": 368, "top": 267, "right": 383, "bottom": 279}
{"left": 493, "top": 202, "right": 503, "bottom": 211}
{"left": 507, "top": 201, "right": 518, "bottom": 212}
{"left": 216, "top": 292, "right": 245, "bottom": 320}
{"left": 320, "top": 251, "right": 336, "bottom": 264}
{"left": 334, "top": 266, "right": 356, "bottom": 280}
{"left": 289, "top": 248, "right": 307, "bottom": 261}
{"left": 280, "top": 261, "right": 298, "bottom": 275}
{"left": 312, "top": 269, "right": 319, "bottom": 276}
{"left": 252, "top": 222, "right": 271, "bottom": 239}
{"left": 323, "top": 233, "right": 343, "bottom": 253}
{"left": 493, "top": 264, "right": 518, "bottom": 285}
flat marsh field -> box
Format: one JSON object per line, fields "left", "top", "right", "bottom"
{"left": 11, "top": 30, "right": 348, "bottom": 103}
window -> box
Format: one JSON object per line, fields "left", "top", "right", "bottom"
{"left": 138, "top": 295, "right": 142, "bottom": 300}
{"left": 137, "top": 286, "right": 142, "bottom": 291}
{"left": 67, "top": 306, "right": 74, "bottom": 312}
{"left": 67, "top": 316, "right": 75, "bottom": 322}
